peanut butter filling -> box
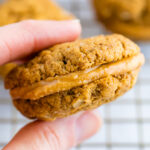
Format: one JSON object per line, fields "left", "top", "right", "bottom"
{"left": 10, "top": 53, "right": 145, "bottom": 100}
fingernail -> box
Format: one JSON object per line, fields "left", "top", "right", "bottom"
{"left": 75, "top": 111, "right": 101, "bottom": 143}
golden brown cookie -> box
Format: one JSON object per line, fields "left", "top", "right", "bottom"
{"left": 0, "top": 0, "right": 73, "bottom": 26}
{"left": 0, "top": 63, "right": 17, "bottom": 78}
{"left": 5, "top": 34, "right": 145, "bottom": 120}
{"left": 0, "top": 0, "right": 73, "bottom": 78}
{"left": 93, "top": 0, "right": 150, "bottom": 40}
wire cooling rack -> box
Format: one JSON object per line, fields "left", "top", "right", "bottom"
{"left": 0, "top": 0, "right": 150, "bottom": 149}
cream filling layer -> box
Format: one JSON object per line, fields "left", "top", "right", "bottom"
{"left": 10, "top": 53, "right": 145, "bottom": 100}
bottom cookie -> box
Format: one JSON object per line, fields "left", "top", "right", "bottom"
{"left": 13, "top": 69, "right": 139, "bottom": 120}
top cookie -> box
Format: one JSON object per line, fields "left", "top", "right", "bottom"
{"left": 0, "top": 0, "right": 73, "bottom": 26}
{"left": 5, "top": 34, "right": 140, "bottom": 89}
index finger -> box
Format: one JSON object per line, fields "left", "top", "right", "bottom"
{"left": 0, "top": 20, "right": 81, "bottom": 65}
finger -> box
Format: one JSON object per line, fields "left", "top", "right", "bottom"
{"left": 3, "top": 111, "right": 101, "bottom": 150}
{"left": 0, "top": 20, "right": 81, "bottom": 65}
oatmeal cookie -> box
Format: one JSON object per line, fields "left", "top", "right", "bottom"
{"left": 5, "top": 34, "right": 145, "bottom": 120}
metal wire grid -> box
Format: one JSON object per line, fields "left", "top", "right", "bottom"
{"left": 0, "top": 0, "right": 150, "bottom": 149}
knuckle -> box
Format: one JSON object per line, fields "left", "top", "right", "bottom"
{"left": 18, "top": 20, "right": 36, "bottom": 32}
{"left": 36, "top": 125, "right": 62, "bottom": 150}
{"left": 18, "top": 20, "right": 37, "bottom": 49}
{"left": 19, "top": 20, "right": 35, "bottom": 27}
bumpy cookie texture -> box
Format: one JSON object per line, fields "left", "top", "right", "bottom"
{"left": 13, "top": 69, "right": 138, "bottom": 120}
{"left": 0, "top": 0, "right": 73, "bottom": 26}
{"left": 5, "top": 34, "right": 145, "bottom": 120}
{"left": 93, "top": 0, "right": 150, "bottom": 40}
{"left": 5, "top": 34, "right": 140, "bottom": 89}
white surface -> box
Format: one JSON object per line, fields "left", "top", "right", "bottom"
{"left": 111, "top": 148, "right": 139, "bottom": 150}
{"left": 109, "top": 104, "right": 137, "bottom": 119}
{"left": 143, "top": 123, "right": 150, "bottom": 144}
{"left": 0, "top": 104, "right": 11, "bottom": 119}
{"left": 141, "top": 85, "right": 150, "bottom": 99}
{"left": 80, "top": 148, "right": 107, "bottom": 150}
{"left": 0, "top": 0, "right": 150, "bottom": 150}
{"left": 111, "top": 123, "right": 139, "bottom": 143}
{"left": 0, "top": 123, "right": 11, "bottom": 143}
{"left": 141, "top": 105, "right": 150, "bottom": 119}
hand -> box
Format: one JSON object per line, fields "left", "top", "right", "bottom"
{"left": 1, "top": 20, "right": 101, "bottom": 150}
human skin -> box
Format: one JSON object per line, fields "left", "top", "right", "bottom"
{"left": 1, "top": 20, "right": 101, "bottom": 150}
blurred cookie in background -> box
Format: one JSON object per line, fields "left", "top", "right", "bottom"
{"left": 93, "top": 0, "right": 150, "bottom": 40}
{"left": 0, "top": 0, "right": 73, "bottom": 26}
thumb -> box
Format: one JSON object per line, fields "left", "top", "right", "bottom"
{"left": 3, "top": 111, "right": 101, "bottom": 150}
